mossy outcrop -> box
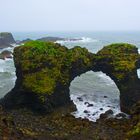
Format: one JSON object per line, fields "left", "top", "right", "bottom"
{"left": 1, "top": 41, "right": 140, "bottom": 114}
{"left": 94, "top": 43, "right": 140, "bottom": 113}
{"left": 1, "top": 41, "right": 94, "bottom": 112}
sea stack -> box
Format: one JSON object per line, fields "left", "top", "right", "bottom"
{"left": 0, "top": 32, "right": 16, "bottom": 49}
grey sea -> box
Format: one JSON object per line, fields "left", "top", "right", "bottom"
{"left": 1, "top": 31, "right": 140, "bottom": 121}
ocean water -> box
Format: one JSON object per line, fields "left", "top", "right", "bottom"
{"left": 1, "top": 31, "right": 140, "bottom": 121}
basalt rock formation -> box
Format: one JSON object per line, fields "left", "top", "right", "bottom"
{"left": 1, "top": 41, "right": 140, "bottom": 114}
{"left": 0, "top": 32, "right": 16, "bottom": 48}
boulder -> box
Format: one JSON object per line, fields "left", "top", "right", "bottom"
{"left": 0, "top": 50, "right": 12, "bottom": 60}
{"left": 99, "top": 109, "right": 113, "bottom": 120}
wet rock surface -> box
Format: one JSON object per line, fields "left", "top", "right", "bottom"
{"left": 0, "top": 105, "right": 133, "bottom": 140}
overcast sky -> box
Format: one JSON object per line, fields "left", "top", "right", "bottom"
{"left": 0, "top": 0, "right": 140, "bottom": 32}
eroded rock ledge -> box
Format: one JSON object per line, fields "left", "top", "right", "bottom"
{"left": 1, "top": 41, "right": 140, "bottom": 114}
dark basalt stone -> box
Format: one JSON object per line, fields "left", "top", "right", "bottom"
{"left": 115, "top": 113, "right": 127, "bottom": 118}
{"left": 87, "top": 103, "right": 94, "bottom": 107}
{"left": 84, "top": 110, "right": 89, "bottom": 114}
{"left": 104, "top": 96, "right": 108, "bottom": 98}
{"left": 99, "top": 109, "right": 113, "bottom": 119}
{"left": 77, "top": 97, "right": 83, "bottom": 102}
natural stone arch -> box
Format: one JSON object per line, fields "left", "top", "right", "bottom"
{"left": 1, "top": 41, "right": 140, "bottom": 114}
{"left": 70, "top": 70, "right": 120, "bottom": 121}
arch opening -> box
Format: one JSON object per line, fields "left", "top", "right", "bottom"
{"left": 70, "top": 71, "right": 121, "bottom": 122}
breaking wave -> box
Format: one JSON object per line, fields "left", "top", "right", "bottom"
{"left": 56, "top": 37, "right": 98, "bottom": 44}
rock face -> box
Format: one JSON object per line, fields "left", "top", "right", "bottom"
{"left": 0, "top": 32, "right": 15, "bottom": 48}
{"left": 1, "top": 41, "right": 140, "bottom": 114}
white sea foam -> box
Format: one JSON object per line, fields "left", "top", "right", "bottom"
{"left": 70, "top": 93, "right": 121, "bottom": 122}
{"left": 56, "top": 37, "right": 98, "bottom": 44}
{"left": 137, "top": 69, "right": 140, "bottom": 79}
{"left": 0, "top": 59, "right": 5, "bottom": 72}
{"left": 97, "top": 72, "right": 114, "bottom": 85}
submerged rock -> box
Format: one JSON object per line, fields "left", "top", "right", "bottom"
{"left": 87, "top": 103, "right": 94, "bottom": 107}
{"left": 115, "top": 113, "right": 127, "bottom": 119}
{"left": 77, "top": 97, "right": 83, "bottom": 102}
{"left": 104, "top": 96, "right": 108, "bottom": 98}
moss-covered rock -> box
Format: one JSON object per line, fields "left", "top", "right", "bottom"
{"left": 1, "top": 41, "right": 140, "bottom": 114}
{"left": 94, "top": 43, "right": 140, "bottom": 113}
{"left": 1, "top": 41, "right": 94, "bottom": 112}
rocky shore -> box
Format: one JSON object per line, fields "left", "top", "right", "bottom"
{"left": 0, "top": 41, "right": 140, "bottom": 139}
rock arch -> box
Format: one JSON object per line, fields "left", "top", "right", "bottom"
{"left": 1, "top": 41, "right": 140, "bottom": 114}
{"left": 70, "top": 70, "right": 120, "bottom": 121}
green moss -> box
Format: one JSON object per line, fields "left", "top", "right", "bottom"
{"left": 127, "top": 122, "right": 140, "bottom": 138}
{"left": 97, "top": 43, "right": 139, "bottom": 80}
{"left": 23, "top": 68, "right": 56, "bottom": 95}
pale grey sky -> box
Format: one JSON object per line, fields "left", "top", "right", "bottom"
{"left": 0, "top": 0, "right": 140, "bottom": 31}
